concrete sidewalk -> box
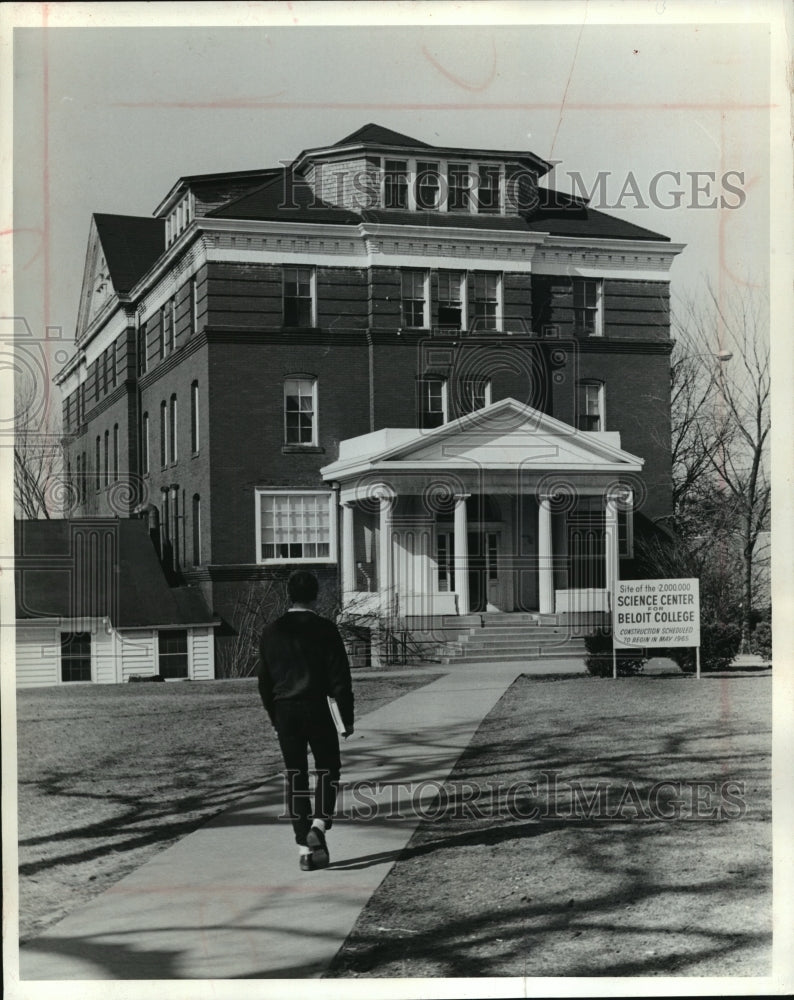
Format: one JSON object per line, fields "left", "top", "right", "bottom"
{"left": 18, "top": 657, "right": 585, "bottom": 981}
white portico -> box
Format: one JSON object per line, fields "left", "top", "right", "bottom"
{"left": 321, "top": 398, "right": 643, "bottom": 620}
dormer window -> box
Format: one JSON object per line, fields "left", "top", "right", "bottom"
{"left": 416, "top": 161, "right": 441, "bottom": 210}
{"left": 166, "top": 194, "right": 193, "bottom": 247}
{"left": 477, "top": 165, "right": 502, "bottom": 213}
{"left": 448, "top": 164, "right": 473, "bottom": 211}
{"left": 377, "top": 157, "right": 507, "bottom": 214}
{"left": 384, "top": 160, "right": 409, "bottom": 209}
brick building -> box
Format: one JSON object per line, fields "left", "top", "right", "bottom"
{"left": 56, "top": 124, "right": 682, "bottom": 661}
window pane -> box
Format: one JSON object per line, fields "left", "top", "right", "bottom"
{"left": 284, "top": 268, "right": 314, "bottom": 326}
{"left": 448, "top": 164, "right": 472, "bottom": 211}
{"left": 478, "top": 165, "right": 501, "bottom": 213}
{"left": 384, "top": 160, "right": 408, "bottom": 209}
{"left": 61, "top": 632, "right": 91, "bottom": 682}
{"left": 159, "top": 629, "right": 188, "bottom": 678}
{"left": 401, "top": 271, "right": 426, "bottom": 328}
{"left": 259, "top": 493, "right": 332, "bottom": 561}
{"left": 416, "top": 161, "right": 440, "bottom": 210}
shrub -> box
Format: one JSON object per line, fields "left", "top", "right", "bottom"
{"left": 749, "top": 620, "right": 772, "bottom": 660}
{"left": 584, "top": 628, "right": 645, "bottom": 677}
{"left": 656, "top": 618, "right": 742, "bottom": 674}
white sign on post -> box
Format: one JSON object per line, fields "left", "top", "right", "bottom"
{"left": 613, "top": 578, "right": 700, "bottom": 649}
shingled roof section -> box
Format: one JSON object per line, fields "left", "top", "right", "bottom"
{"left": 209, "top": 176, "right": 669, "bottom": 242}
{"left": 14, "top": 519, "right": 217, "bottom": 629}
{"left": 207, "top": 174, "right": 362, "bottom": 224}
{"left": 93, "top": 214, "right": 165, "bottom": 294}
{"left": 333, "top": 123, "right": 431, "bottom": 148}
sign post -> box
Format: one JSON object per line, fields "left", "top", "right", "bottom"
{"left": 613, "top": 578, "right": 701, "bottom": 676}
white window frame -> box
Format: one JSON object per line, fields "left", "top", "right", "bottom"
{"left": 460, "top": 377, "right": 492, "bottom": 414}
{"left": 169, "top": 394, "right": 178, "bottom": 463}
{"left": 420, "top": 376, "right": 448, "bottom": 428}
{"left": 573, "top": 278, "right": 604, "bottom": 337}
{"left": 283, "top": 376, "right": 318, "bottom": 446}
{"left": 255, "top": 489, "right": 337, "bottom": 565}
{"left": 379, "top": 157, "right": 506, "bottom": 215}
{"left": 142, "top": 412, "right": 150, "bottom": 475}
{"left": 191, "top": 381, "right": 200, "bottom": 454}
{"left": 437, "top": 270, "right": 467, "bottom": 330}
{"left": 283, "top": 266, "right": 316, "bottom": 327}
{"left": 401, "top": 269, "right": 429, "bottom": 329}
{"left": 577, "top": 381, "right": 605, "bottom": 432}
{"left": 436, "top": 530, "right": 455, "bottom": 591}
{"left": 472, "top": 272, "right": 503, "bottom": 332}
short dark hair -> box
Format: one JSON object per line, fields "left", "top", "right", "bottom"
{"left": 287, "top": 570, "right": 319, "bottom": 604}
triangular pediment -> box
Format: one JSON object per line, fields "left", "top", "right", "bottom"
{"left": 75, "top": 217, "right": 118, "bottom": 341}
{"left": 323, "top": 398, "right": 643, "bottom": 481}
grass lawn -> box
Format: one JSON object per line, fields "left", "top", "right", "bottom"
{"left": 328, "top": 672, "right": 772, "bottom": 979}
{"left": 15, "top": 670, "right": 441, "bottom": 942}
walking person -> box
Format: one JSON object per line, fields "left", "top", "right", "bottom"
{"left": 258, "top": 570, "right": 355, "bottom": 872}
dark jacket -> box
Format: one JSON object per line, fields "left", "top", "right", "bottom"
{"left": 258, "top": 611, "right": 354, "bottom": 729}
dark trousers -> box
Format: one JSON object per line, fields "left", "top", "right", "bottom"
{"left": 273, "top": 698, "right": 341, "bottom": 845}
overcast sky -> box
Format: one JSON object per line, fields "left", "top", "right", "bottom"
{"left": 11, "top": 8, "right": 774, "bottom": 418}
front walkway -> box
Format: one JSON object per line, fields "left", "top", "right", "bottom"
{"left": 17, "top": 657, "right": 584, "bottom": 981}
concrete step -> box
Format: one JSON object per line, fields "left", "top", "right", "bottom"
{"left": 440, "top": 650, "right": 587, "bottom": 665}
{"left": 461, "top": 638, "right": 585, "bottom": 652}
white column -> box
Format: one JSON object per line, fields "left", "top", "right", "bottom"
{"left": 378, "top": 493, "right": 394, "bottom": 615}
{"left": 604, "top": 490, "right": 620, "bottom": 605}
{"left": 453, "top": 493, "right": 470, "bottom": 615}
{"left": 341, "top": 502, "right": 356, "bottom": 597}
{"left": 538, "top": 495, "right": 554, "bottom": 614}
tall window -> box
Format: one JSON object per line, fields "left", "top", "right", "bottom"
{"left": 415, "top": 161, "right": 440, "bottom": 210}
{"left": 159, "top": 307, "right": 166, "bottom": 360}
{"left": 110, "top": 343, "right": 117, "bottom": 389}
{"left": 283, "top": 267, "right": 314, "bottom": 326}
{"left": 477, "top": 164, "right": 502, "bottom": 213}
{"left": 419, "top": 377, "right": 448, "bottom": 429}
{"left": 102, "top": 351, "right": 108, "bottom": 395}
{"left": 142, "top": 412, "right": 150, "bottom": 475}
{"left": 190, "top": 381, "right": 199, "bottom": 453}
{"left": 438, "top": 271, "right": 465, "bottom": 329}
{"left": 158, "top": 630, "right": 188, "bottom": 679}
{"left": 437, "top": 532, "right": 454, "bottom": 591}
{"left": 573, "top": 278, "right": 603, "bottom": 337}
{"left": 577, "top": 382, "right": 605, "bottom": 432}
{"left": 189, "top": 277, "right": 198, "bottom": 336}
{"left": 401, "top": 270, "right": 427, "bottom": 328}
{"left": 384, "top": 159, "right": 409, "bottom": 209}
{"left": 448, "top": 164, "right": 472, "bottom": 212}
{"left": 138, "top": 322, "right": 148, "bottom": 375}
{"left": 61, "top": 632, "right": 91, "bottom": 682}
{"left": 257, "top": 491, "right": 334, "bottom": 563}
{"left": 284, "top": 377, "right": 317, "bottom": 445}
{"left": 80, "top": 452, "right": 86, "bottom": 503}
{"left": 169, "top": 298, "right": 177, "bottom": 353}
{"left": 95, "top": 436, "right": 101, "bottom": 491}
{"left": 113, "top": 424, "right": 119, "bottom": 482}
{"left": 75, "top": 454, "right": 81, "bottom": 505}
{"left": 192, "top": 494, "right": 202, "bottom": 565}
{"left": 459, "top": 378, "right": 492, "bottom": 415}
{"left": 160, "top": 401, "right": 168, "bottom": 467}
{"left": 473, "top": 273, "right": 500, "bottom": 331}
{"left": 104, "top": 430, "right": 109, "bottom": 486}
{"left": 169, "top": 394, "right": 178, "bottom": 463}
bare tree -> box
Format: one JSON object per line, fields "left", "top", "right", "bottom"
{"left": 671, "top": 281, "right": 770, "bottom": 645}
{"left": 14, "top": 376, "right": 63, "bottom": 519}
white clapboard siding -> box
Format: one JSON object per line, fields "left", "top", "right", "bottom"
{"left": 189, "top": 628, "right": 215, "bottom": 680}
{"left": 16, "top": 625, "right": 60, "bottom": 688}
{"left": 119, "top": 631, "right": 157, "bottom": 681}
